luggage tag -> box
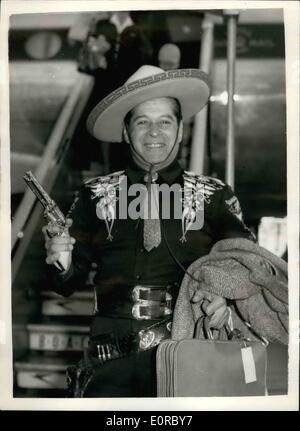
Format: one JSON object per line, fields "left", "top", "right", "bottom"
{"left": 227, "top": 309, "right": 257, "bottom": 384}
{"left": 241, "top": 346, "right": 257, "bottom": 384}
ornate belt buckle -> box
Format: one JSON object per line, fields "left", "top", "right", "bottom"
{"left": 132, "top": 286, "right": 153, "bottom": 320}
{"left": 132, "top": 285, "right": 145, "bottom": 302}
{"left": 132, "top": 285, "right": 173, "bottom": 320}
{"left": 132, "top": 303, "right": 152, "bottom": 320}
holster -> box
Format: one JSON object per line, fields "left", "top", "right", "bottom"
{"left": 66, "top": 355, "right": 100, "bottom": 398}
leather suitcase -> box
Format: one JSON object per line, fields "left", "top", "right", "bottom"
{"left": 156, "top": 318, "right": 267, "bottom": 397}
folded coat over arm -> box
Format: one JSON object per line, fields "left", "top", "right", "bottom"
{"left": 171, "top": 238, "right": 288, "bottom": 345}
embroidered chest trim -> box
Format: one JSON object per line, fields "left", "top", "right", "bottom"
{"left": 85, "top": 170, "right": 125, "bottom": 241}
{"left": 181, "top": 171, "right": 224, "bottom": 241}
{"left": 84, "top": 170, "right": 225, "bottom": 242}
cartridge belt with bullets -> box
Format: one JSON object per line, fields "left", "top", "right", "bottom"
{"left": 87, "top": 317, "right": 172, "bottom": 363}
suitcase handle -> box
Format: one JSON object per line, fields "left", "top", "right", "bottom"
{"left": 195, "top": 316, "right": 245, "bottom": 341}
{"left": 196, "top": 316, "right": 214, "bottom": 340}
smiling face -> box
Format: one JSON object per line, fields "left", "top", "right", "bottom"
{"left": 124, "top": 97, "right": 183, "bottom": 165}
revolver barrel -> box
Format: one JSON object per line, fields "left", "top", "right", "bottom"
{"left": 23, "top": 171, "right": 66, "bottom": 227}
{"left": 23, "top": 171, "right": 52, "bottom": 209}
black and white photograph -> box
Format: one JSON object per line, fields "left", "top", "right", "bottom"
{"left": 0, "top": 0, "right": 299, "bottom": 411}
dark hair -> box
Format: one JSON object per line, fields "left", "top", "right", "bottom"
{"left": 89, "top": 19, "right": 117, "bottom": 45}
{"left": 124, "top": 97, "right": 182, "bottom": 128}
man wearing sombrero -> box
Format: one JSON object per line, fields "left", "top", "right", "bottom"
{"left": 45, "top": 65, "right": 254, "bottom": 397}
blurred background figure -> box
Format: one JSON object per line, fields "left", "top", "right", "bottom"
{"left": 158, "top": 43, "right": 181, "bottom": 70}
{"left": 77, "top": 26, "right": 111, "bottom": 72}
{"left": 72, "top": 11, "right": 154, "bottom": 174}
{"left": 157, "top": 43, "right": 192, "bottom": 170}
{"left": 77, "top": 11, "right": 153, "bottom": 88}
{"left": 67, "top": 12, "right": 110, "bottom": 47}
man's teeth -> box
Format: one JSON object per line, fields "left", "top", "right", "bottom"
{"left": 145, "top": 143, "right": 163, "bottom": 148}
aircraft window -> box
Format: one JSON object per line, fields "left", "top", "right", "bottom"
{"left": 25, "top": 31, "right": 62, "bottom": 60}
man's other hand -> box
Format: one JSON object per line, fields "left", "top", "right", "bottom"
{"left": 192, "top": 290, "right": 229, "bottom": 330}
{"left": 42, "top": 218, "right": 75, "bottom": 272}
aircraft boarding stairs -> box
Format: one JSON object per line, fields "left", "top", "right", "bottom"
{"left": 14, "top": 297, "right": 94, "bottom": 395}
{"left": 13, "top": 172, "right": 98, "bottom": 397}
{"left": 10, "top": 60, "right": 99, "bottom": 396}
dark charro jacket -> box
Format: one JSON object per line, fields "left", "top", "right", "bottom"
{"left": 50, "top": 160, "right": 254, "bottom": 331}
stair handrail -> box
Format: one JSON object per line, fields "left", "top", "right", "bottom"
{"left": 11, "top": 72, "right": 94, "bottom": 283}
{"left": 11, "top": 72, "right": 93, "bottom": 250}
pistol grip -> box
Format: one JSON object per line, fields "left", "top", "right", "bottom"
{"left": 46, "top": 229, "right": 70, "bottom": 272}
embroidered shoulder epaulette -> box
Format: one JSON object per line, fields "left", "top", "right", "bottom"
{"left": 84, "top": 170, "right": 125, "bottom": 188}
{"left": 183, "top": 171, "right": 225, "bottom": 204}
{"left": 84, "top": 170, "right": 125, "bottom": 240}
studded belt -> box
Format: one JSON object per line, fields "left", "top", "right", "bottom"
{"left": 87, "top": 317, "right": 172, "bottom": 363}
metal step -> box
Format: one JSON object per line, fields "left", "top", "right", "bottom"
{"left": 27, "top": 323, "right": 90, "bottom": 352}
{"left": 41, "top": 290, "right": 94, "bottom": 316}
{"left": 14, "top": 356, "right": 72, "bottom": 390}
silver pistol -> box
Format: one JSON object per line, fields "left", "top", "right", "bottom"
{"left": 23, "top": 171, "right": 67, "bottom": 271}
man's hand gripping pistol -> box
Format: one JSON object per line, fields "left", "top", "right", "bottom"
{"left": 23, "top": 171, "right": 75, "bottom": 272}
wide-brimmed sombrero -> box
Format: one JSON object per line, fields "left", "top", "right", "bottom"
{"left": 87, "top": 65, "right": 210, "bottom": 143}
